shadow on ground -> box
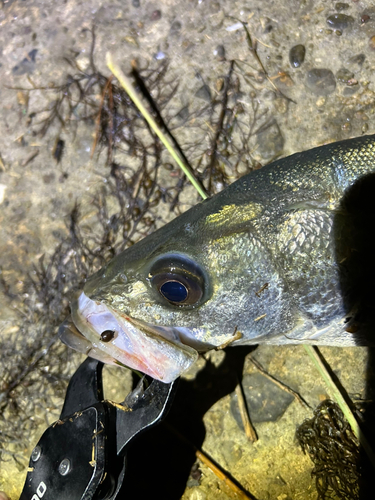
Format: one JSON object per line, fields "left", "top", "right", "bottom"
{"left": 122, "top": 346, "right": 256, "bottom": 499}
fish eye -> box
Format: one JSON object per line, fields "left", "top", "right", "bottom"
{"left": 149, "top": 255, "right": 206, "bottom": 307}
{"left": 160, "top": 280, "right": 188, "bottom": 302}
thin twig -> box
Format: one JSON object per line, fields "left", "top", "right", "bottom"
{"left": 21, "top": 149, "right": 39, "bottom": 167}
{"left": 235, "top": 381, "right": 258, "bottom": 442}
{"left": 196, "top": 449, "right": 254, "bottom": 500}
{"left": 249, "top": 356, "right": 310, "bottom": 409}
{"left": 235, "top": 19, "right": 296, "bottom": 104}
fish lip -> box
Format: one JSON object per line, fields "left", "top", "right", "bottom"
{"left": 67, "top": 291, "right": 198, "bottom": 382}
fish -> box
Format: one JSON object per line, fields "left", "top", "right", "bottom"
{"left": 59, "top": 134, "right": 375, "bottom": 382}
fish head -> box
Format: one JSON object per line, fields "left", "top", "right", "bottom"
{"left": 60, "top": 197, "right": 289, "bottom": 382}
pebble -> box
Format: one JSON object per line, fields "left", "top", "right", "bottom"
{"left": 341, "top": 121, "right": 351, "bottom": 132}
{"left": 43, "top": 173, "right": 56, "bottom": 184}
{"left": 215, "top": 77, "right": 224, "bottom": 92}
{"left": 369, "top": 35, "right": 375, "bottom": 50}
{"left": 349, "top": 53, "right": 366, "bottom": 66}
{"left": 326, "top": 13, "right": 354, "bottom": 31}
{"left": 359, "top": 8, "right": 375, "bottom": 36}
{"left": 213, "top": 44, "right": 225, "bottom": 61}
{"left": 354, "top": 110, "right": 369, "bottom": 122}
{"left": 176, "top": 106, "right": 189, "bottom": 121}
{"left": 343, "top": 78, "right": 358, "bottom": 91}
{"left": 12, "top": 48, "right": 38, "bottom": 75}
{"left": 195, "top": 85, "right": 211, "bottom": 102}
{"left": 150, "top": 9, "right": 162, "bottom": 21}
{"left": 170, "top": 20, "right": 182, "bottom": 36}
{"left": 256, "top": 121, "right": 284, "bottom": 160}
{"left": 210, "top": 2, "right": 221, "bottom": 14}
{"left": 336, "top": 67, "right": 354, "bottom": 84}
{"left": 273, "top": 98, "right": 288, "bottom": 114}
{"left": 132, "top": 0, "right": 140, "bottom": 7}
{"left": 305, "top": 68, "right": 336, "bottom": 96}
{"left": 289, "top": 44, "right": 305, "bottom": 68}
{"left": 335, "top": 2, "right": 349, "bottom": 11}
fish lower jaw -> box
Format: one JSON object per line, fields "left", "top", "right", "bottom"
{"left": 67, "top": 291, "right": 199, "bottom": 383}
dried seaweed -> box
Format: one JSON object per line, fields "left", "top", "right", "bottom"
{"left": 296, "top": 400, "right": 360, "bottom": 500}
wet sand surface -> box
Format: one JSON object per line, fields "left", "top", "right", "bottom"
{"left": 1, "top": 1, "right": 375, "bottom": 499}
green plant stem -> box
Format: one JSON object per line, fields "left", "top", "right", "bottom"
{"left": 106, "top": 53, "right": 208, "bottom": 201}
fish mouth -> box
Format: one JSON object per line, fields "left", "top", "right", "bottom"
{"left": 58, "top": 292, "right": 199, "bottom": 383}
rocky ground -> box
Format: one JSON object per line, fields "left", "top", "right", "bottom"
{"left": 1, "top": 0, "right": 375, "bottom": 499}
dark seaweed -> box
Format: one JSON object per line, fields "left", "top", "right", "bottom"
{"left": 296, "top": 399, "right": 360, "bottom": 500}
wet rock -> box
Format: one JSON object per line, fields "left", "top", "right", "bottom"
{"left": 42, "top": 173, "right": 56, "bottom": 184}
{"left": 176, "top": 105, "right": 189, "bottom": 121}
{"left": 256, "top": 121, "right": 284, "bottom": 160}
{"left": 289, "top": 44, "right": 306, "bottom": 68}
{"left": 326, "top": 14, "right": 354, "bottom": 31}
{"left": 210, "top": 1, "right": 221, "bottom": 14}
{"left": 195, "top": 85, "right": 211, "bottom": 102}
{"left": 230, "top": 373, "right": 294, "bottom": 425}
{"left": 349, "top": 53, "right": 366, "bottom": 66}
{"left": 305, "top": 68, "right": 336, "bottom": 96}
{"left": 221, "top": 440, "right": 243, "bottom": 463}
{"left": 336, "top": 67, "right": 354, "bottom": 83}
{"left": 335, "top": 2, "right": 349, "bottom": 11}
{"left": 186, "top": 463, "right": 202, "bottom": 487}
{"left": 343, "top": 87, "right": 357, "bottom": 96}
{"left": 214, "top": 44, "right": 225, "bottom": 61}
{"left": 12, "top": 49, "right": 38, "bottom": 75}
{"left": 170, "top": 21, "right": 182, "bottom": 36}
{"left": 215, "top": 77, "right": 224, "bottom": 92}
{"left": 150, "top": 9, "right": 162, "bottom": 21}
{"left": 360, "top": 7, "right": 375, "bottom": 35}
{"left": 274, "top": 97, "right": 288, "bottom": 114}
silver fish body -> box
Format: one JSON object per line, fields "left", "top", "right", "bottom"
{"left": 59, "top": 135, "right": 375, "bottom": 382}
